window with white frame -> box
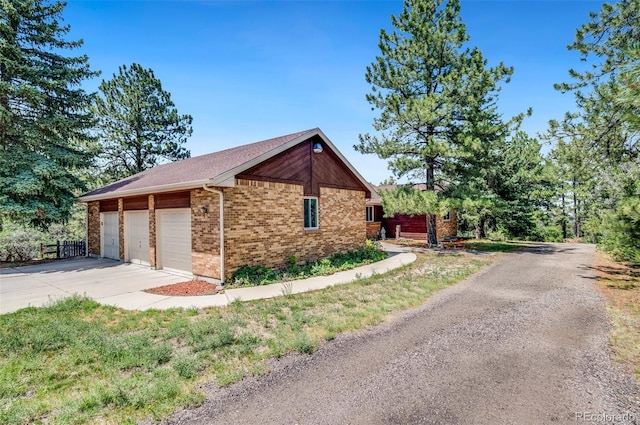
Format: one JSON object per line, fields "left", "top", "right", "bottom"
{"left": 304, "top": 197, "right": 319, "bottom": 229}
{"left": 443, "top": 211, "right": 451, "bottom": 222}
{"left": 366, "top": 206, "right": 374, "bottom": 222}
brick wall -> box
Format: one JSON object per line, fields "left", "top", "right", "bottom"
{"left": 317, "top": 186, "right": 366, "bottom": 259}
{"left": 366, "top": 221, "right": 382, "bottom": 239}
{"left": 436, "top": 212, "right": 458, "bottom": 239}
{"left": 191, "top": 188, "right": 221, "bottom": 279}
{"left": 83, "top": 180, "right": 367, "bottom": 280}
{"left": 223, "top": 179, "right": 366, "bottom": 278}
{"left": 87, "top": 201, "right": 100, "bottom": 256}
{"left": 148, "top": 195, "right": 156, "bottom": 268}
{"left": 118, "top": 198, "right": 124, "bottom": 260}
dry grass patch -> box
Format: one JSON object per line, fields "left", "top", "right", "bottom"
{"left": 593, "top": 249, "right": 640, "bottom": 381}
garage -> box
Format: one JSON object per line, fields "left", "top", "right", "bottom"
{"left": 101, "top": 212, "right": 120, "bottom": 260}
{"left": 157, "top": 209, "right": 192, "bottom": 275}
{"left": 125, "top": 211, "right": 150, "bottom": 266}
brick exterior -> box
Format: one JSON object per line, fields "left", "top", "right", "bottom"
{"left": 87, "top": 201, "right": 100, "bottom": 257}
{"left": 84, "top": 181, "right": 367, "bottom": 281}
{"left": 436, "top": 212, "right": 458, "bottom": 239}
{"left": 148, "top": 195, "right": 156, "bottom": 268}
{"left": 191, "top": 188, "right": 221, "bottom": 279}
{"left": 222, "top": 179, "right": 366, "bottom": 279}
{"left": 118, "top": 198, "right": 124, "bottom": 260}
{"left": 318, "top": 186, "right": 366, "bottom": 258}
{"left": 366, "top": 221, "right": 382, "bottom": 239}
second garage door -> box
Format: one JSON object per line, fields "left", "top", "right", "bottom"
{"left": 125, "top": 211, "right": 150, "bottom": 266}
{"left": 157, "top": 209, "right": 192, "bottom": 275}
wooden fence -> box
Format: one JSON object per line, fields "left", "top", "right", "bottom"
{"left": 40, "top": 240, "right": 86, "bottom": 259}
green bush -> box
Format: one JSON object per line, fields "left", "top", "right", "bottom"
{"left": 542, "top": 226, "right": 564, "bottom": 242}
{"left": 0, "top": 223, "right": 46, "bottom": 262}
{"left": 230, "top": 241, "right": 387, "bottom": 287}
{"left": 485, "top": 229, "right": 508, "bottom": 241}
{"left": 595, "top": 197, "right": 640, "bottom": 264}
{"left": 0, "top": 212, "right": 87, "bottom": 262}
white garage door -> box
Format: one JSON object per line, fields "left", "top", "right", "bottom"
{"left": 101, "top": 212, "right": 120, "bottom": 260}
{"left": 158, "top": 209, "right": 192, "bottom": 274}
{"left": 125, "top": 211, "right": 150, "bottom": 266}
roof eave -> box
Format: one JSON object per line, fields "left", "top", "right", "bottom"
{"left": 79, "top": 128, "right": 376, "bottom": 201}
{"left": 77, "top": 180, "right": 210, "bottom": 203}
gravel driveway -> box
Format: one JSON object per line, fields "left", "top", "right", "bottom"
{"left": 165, "top": 243, "right": 640, "bottom": 425}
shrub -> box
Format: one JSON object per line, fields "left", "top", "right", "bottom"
{"left": 542, "top": 226, "right": 564, "bottom": 242}
{"left": 0, "top": 223, "right": 46, "bottom": 262}
{"left": 286, "top": 255, "right": 300, "bottom": 275}
{"left": 595, "top": 199, "right": 640, "bottom": 264}
{"left": 230, "top": 243, "right": 387, "bottom": 288}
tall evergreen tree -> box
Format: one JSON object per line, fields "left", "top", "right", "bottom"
{"left": 0, "top": 0, "right": 98, "bottom": 228}
{"left": 452, "top": 128, "right": 547, "bottom": 240}
{"left": 547, "top": 0, "right": 640, "bottom": 259}
{"left": 355, "top": 0, "right": 513, "bottom": 245}
{"left": 92, "top": 63, "right": 192, "bottom": 181}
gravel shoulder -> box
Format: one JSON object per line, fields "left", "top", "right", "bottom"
{"left": 164, "top": 243, "right": 640, "bottom": 425}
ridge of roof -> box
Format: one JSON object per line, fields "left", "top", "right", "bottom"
{"left": 79, "top": 128, "right": 377, "bottom": 202}
{"left": 79, "top": 129, "right": 317, "bottom": 200}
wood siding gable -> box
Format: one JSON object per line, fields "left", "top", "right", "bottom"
{"left": 237, "top": 136, "right": 370, "bottom": 197}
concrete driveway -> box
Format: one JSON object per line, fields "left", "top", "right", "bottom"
{"left": 0, "top": 257, "right": 186, "bottom": 314}
{"left": 1, "top": 250, "right": 417, "bottom": 314}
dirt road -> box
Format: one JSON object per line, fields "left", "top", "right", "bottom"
{"left": 166, "top": 243, "right": 639, "bottom": 424}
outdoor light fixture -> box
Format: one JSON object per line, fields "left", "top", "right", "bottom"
{"left": 313, "top": 142, "right": 323, "bottom": 153}
{"left": 200, "top": 206, "right": 208, "bottom": 213}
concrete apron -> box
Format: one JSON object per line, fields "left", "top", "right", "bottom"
{"left": 0, "top": 253, "right": 416, "bottom": 313}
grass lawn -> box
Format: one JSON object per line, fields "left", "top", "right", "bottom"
{"left": 386, "top": 238, "right": 530, "bottom": 252}
{"left": 463, "top": 239, "right": 533, "bottom": 252}
{"left": 0, "top": 251, "right": 491, "bottom": 424}
{"left": 593, "top": 249, "right": 640, "bottom": 382}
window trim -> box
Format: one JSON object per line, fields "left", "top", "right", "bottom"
{"left": 365, "top": 205, "right": 374, "bottom": 222}
{"left": 443, "top": 211, "right": 451, "bottom": 222}
{"left": 304, "top": 197, "right": 319, "bottom": 230}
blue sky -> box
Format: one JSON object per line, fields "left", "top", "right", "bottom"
{"left": 64, "top": 0, "right": 605, "bottom": 184}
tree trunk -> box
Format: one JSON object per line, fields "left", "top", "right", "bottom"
{"left": 426, "top": 214, "right": 437, "bottom": 246}
{"left": 561, "top": 193, "right": 568, "bottom": 239}
{"left": 576, "top": 199, "right": 582, "bottom": 237}
{"left": 425, "top": 157, "right": 438, "bottom": 246}
{"left": 572, "top": 178, "right": 578, "bottom": 237}
{"left": 475, "top": 217, "right": 486, "bottom": 240}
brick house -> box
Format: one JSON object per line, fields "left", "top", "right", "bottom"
{"left": 78, "top": 128, "right": 374, "bottom": 282}
{"left": 365, "top": 184, "right": 457, "bottom": 241}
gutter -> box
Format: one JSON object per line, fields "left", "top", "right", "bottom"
{"left": 202, "top": 184, "right": 225, "bottom": 283}
{"left": 78, "top": 180, "right": 210, "bottom": 203}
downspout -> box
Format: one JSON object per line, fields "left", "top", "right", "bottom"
{"left": 202, "top": 184, "right": 225, "bottom": 283}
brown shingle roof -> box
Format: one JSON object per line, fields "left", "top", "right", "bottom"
{"left": 80, "top": 129, "right": 317, "bottom": 200}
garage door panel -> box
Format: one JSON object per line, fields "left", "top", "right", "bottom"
{"left": 126, "top": 211, "right": 150, "bottom": 266}
{"left": 101, "top": 212, "right": 119, "bottom": 260}
{"left": 158, "top": 210, "right": 192, "bottom": 274}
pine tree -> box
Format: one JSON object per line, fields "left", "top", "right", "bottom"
{"left": 92, "top": 63, "right": 193, "bottom": 181}
{"left": 548, "top": 0, "right": 640, "bottom": 252}
{"left": 0, "top": 0, "right": 98, "bottom": 228}
{"left": 356, "top": 0, "right": 513, "bottom": 245}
